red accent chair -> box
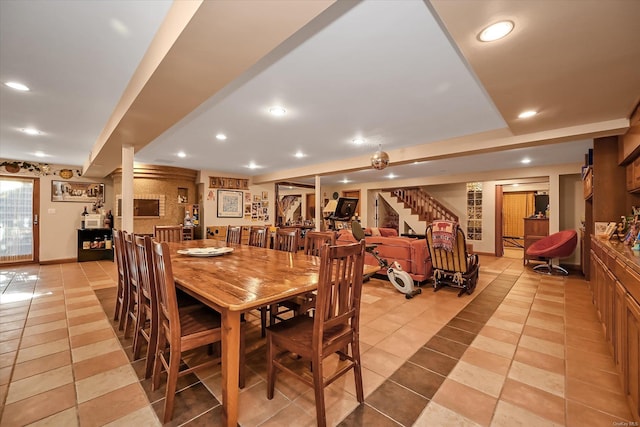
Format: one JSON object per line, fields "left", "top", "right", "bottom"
{"left": 525, "top": 230, "right": 578, "bottom": 275}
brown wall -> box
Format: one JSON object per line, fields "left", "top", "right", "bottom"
{"left": 111, "top": 165, "right": 198, "bottom": 235}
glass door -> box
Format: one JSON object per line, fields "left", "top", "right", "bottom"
{"left": 0, "top": 176, "right": 39, "bottom": 264}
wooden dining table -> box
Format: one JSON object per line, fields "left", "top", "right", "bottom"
{"left": 165, "top": 239, "right": 377, "bottom": 427}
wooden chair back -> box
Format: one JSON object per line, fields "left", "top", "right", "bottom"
{"left": 274, "top": 228, "right": 299, "bottom": 253}
{"left": 314, "top": 241, "right": 366, "bottom": 344}
{"left": 112, "top": 229, "right": 128, "bottom": 327}
{"left": 248, "top": 226, "right": 268, "bottom": 248}
{"left": 122, "top": 231, "right": 139, "bottom": 338}
{"left": 132, "top": 235, "right": 158, "bottom": 379}
{"left": 303, "top": 231, "right": 336, "bottom": 256}
{"left": 154, "top": 225, "right": 183, "bottom": 243}
{"left": 426, "top": 223, "right": 471, "bottom": 273}
{"left": 227, "top": 225, "right": 242, "bottom": 245}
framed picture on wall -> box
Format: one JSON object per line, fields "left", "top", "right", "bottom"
{"left": 51, "top": 180, "right": 104, "bottom": 203}
{"left": 217, "top": 190, "right": 243, "bottom": 218}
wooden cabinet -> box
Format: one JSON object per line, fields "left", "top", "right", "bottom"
{"left": 627, "top": 157, "right": 640, "bottom": 192}
{"left": 523, "top": 218, "right": 549, "bottom": 265}
{"left": 625, "top": 294, "right": 640, "bottom": 421}
{"left": 591, "top": 237, "right": 640, "bottom": 422}
{"left": 77, "top": 228, "right": 113, "bottom": 262}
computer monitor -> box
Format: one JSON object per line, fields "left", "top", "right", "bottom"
{"left": 332, "top": 197, "right": 359, "bottom": 220}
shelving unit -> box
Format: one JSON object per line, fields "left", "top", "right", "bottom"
{"left": 77, "top": 228, "right": 113, "bottom": 262}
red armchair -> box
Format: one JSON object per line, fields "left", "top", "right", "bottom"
{"left": 525, "top": 229, "right": 578, "bottom": 275}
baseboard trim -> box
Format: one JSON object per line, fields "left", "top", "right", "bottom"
{"left": 40, "top": 258, "right": 77, "bottom": 265}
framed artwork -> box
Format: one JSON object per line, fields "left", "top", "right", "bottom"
{"left": 217, "top": 190, "right": 243, "bottom": 218}
{"left": 51, "top": 181, "right": 104, "bottom": 203}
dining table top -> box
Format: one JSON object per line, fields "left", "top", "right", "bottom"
{"left": 166, "top": 239, "right": 323, "bottom": 312}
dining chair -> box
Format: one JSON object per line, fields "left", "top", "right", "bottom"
{"left": 266, "top": 240, "right": 366, "bottom": 427}
{"left": 227, "top": 225, "right": 242, "bottom": 245}
{"left": 154, "top": 225, "right": 183, "bottom": 243}
{"left": 122, "top": 231, "right": 140, "bottom": 339}
{"left": 303, "top": 231, "right": 336, "bottom": 256}
{"left": 269, "top": 228, "right": 304, "bottom": 327}
{"left": 112, "top": 229, "right": 128, "bottom": 329}
{"left": 150, "top": 240, "right": 245, "bottom": 423}
{"left": 274, "top": 227, "right": 299, "bottom": 253}
{"left": 248, "top": 226, "right": 268, "bottom": 248}
{"left": 131, "top": 235, "right": 158, "bottom": 379}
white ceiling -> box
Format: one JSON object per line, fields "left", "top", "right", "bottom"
{"left": 1, "top": 0, "right": 639, "bottom": 186}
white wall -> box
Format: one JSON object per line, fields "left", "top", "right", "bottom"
{"left": 1, "top": 162, "right": 113, "bottom": 262}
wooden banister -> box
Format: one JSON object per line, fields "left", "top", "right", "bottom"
{"left": 391, "top": 188, "right": 458, "bottom": 224}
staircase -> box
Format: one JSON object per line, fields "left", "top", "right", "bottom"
{"left": 379, "top": 188, "right": 458, "bottom": 234}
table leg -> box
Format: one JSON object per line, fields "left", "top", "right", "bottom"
{"left": 221, "top": 310, "right": 241, "bottom": 427}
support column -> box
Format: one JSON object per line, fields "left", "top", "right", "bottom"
{"left": 549, "top": 172, "right": 560, "bottom": 234}
{"left": 121, "top": 145, "right": 134, "bottom": 232}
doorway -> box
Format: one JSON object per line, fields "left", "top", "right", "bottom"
{"left": 0, "top": 176, "right": 39, "bottom": 264}
{"left": 502, "top": 191, "right": 535, "bottom": 260}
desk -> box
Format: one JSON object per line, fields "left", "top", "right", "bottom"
{"left": 166, "top": 240, "right": 374, "bottom": 426}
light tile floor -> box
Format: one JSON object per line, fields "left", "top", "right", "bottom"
{"left": 0, "top": 254, "right": 635, "bottom": 426}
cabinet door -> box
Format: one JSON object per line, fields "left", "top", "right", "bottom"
{"left": 634, "top": 157, "right": 640, "bottom": 191}
{"left": 625, "top": 294, "right": 640, "bottom": 421}
{"left": 614, "top": 280, "right": 626, "bottom": 373}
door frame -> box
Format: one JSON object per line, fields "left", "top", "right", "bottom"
{"left": 0, "top": 175, "right": 39, "bottom": 265}
{"left": 495, "top": 184, "right": 503, "bottom": 257}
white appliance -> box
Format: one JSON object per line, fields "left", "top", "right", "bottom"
{"left": 84, "top": 214, "right": 104, "bottom": 229}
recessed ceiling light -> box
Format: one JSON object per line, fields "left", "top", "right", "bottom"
{"left": 247, "top": 161, "right": 261, "bottom": 169}
{"left": 341, "top": 178, "right": 350, "bottom": 184}
{"left": 512, "top": 183, "right": 520, "bottom": 187}
{"left": 216, "top": 133, "right": 227, "bottom": 141}
{"left": 269, "top": 106, "right": 286, "bottom": 116}
{"left": 518, "top": 110, "right": 537, "bottom": 119}
{"left": 352, "top": 138, "right": 365, "bottom": 145}
{"left": 478, "top": 20, "right": 514, "bottom": 42}
{"left": 5, "top": 81, "right": 30, "bottom": 91}
{"left": 34, "top": 151, "right": 47, "bottom": 158}
{"left": 294, "top": 151, "right": 305, "bottom": 158}
{"left": 386, "top": 173, "right": 396, "bottom": 179}
{"left": 521, "top": 158, "right": 531, "bottom": 164}
{"left": 20, "top": 127, "right": 42, "bottom": 135}
{"left": 177, "top": 151, "right": 186, "bottom": 158}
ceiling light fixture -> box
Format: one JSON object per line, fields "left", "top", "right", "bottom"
{"left": 5, "top": 81, "right": 30, "bottom": 91}
{"left": 352, "top": 138, "right": 365, "bottom": 145}
{"left": 341, "top": 178, "right": 350, "bottom": 184}
{"left": 518, "top": 110, "right": 537, "bottom": 119}
{"left": 478, "top": 20, "right": 514, "bottom": 42}
{"left": 215, "top": 133, "right": 227, "bottom": 140}
{"left": 177, "top": 151, "right": 186, "bottom": 158}
{"left": 269, "top": 106, "right": 286, "bottom": 116}
{"left": 247, "top": 161, "right": 260, "bottom": 169}
{"left": 20, "top": 127, "right": 42, "bottom": 135}
{"left": 521, "top": 158, "right": 531, "bottom": 164}
{"left": 34, "top": 151, "right": 47, "bottom": 158}
{"left": 386, "top": 173, "right": 397, "bottom": 179}
{"left": 294, "top": 151, "right": 305, "bottom": 158}
{"left": 371, "top": 144, "right": 390, "bottom": 170}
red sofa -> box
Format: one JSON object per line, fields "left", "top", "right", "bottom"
{"left": 336, "top": 227, "right": 432, "bottom": 283}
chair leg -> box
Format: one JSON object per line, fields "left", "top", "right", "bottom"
{"left": 312, "top": 356, "right": 326, "bottom": 427}
{"left": 152, "top": 334, "right": 165, "bottom": 391}
{"left": 260, "top": 307, "right": 268, "bottom": 338}
{"left": 266, "top": 334, "right": 276, "bottom": 400}
{"left": 163, "top": 348, "right": 181, "bottom": 423}
{"left": 239, "top": 323, "right": 246, "bottom": 389}
{"left": 351, "top": 341, "right": 364, "bottom": 403}
{"left": 132, "top": 303, "right": 146, "bottom": 360}
{"left": 118, "top": 289, "right": 129, "bottom": 331}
